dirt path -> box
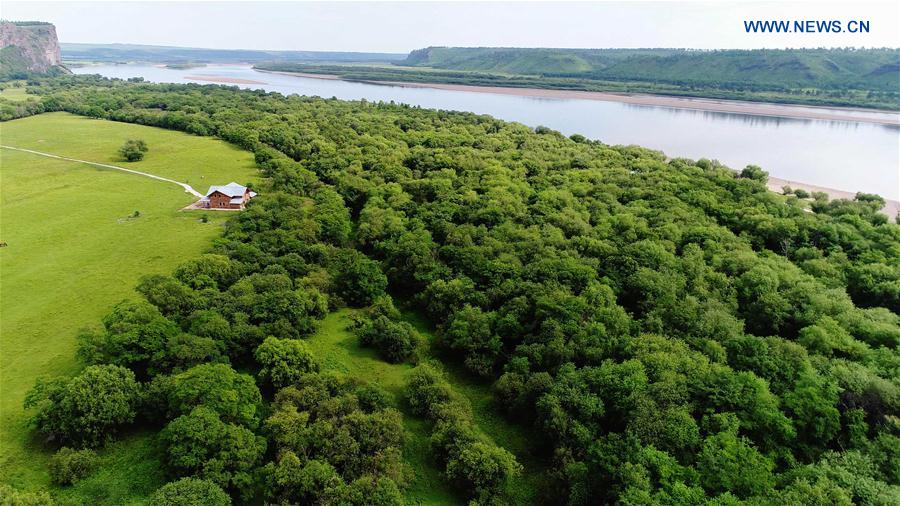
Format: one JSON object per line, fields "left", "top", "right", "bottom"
{"left": 0, "top": 145, "right": 203, "bottom": 198}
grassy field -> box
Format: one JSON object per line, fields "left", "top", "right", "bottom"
{"left": 0, "top": 86, "right": 30, "bottom": 102}
{"left": 306, "top": 309, "right": 546, "bottom": 505}
{"left": 0, "top": 112, "right": 257, "bottom": 503}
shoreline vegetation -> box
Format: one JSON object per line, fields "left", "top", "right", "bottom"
{"left": 254, "top": 69, "right": 900, "bottom": 126}
{"left": 15, "top": 68, "right": 895, "bottom": 216}
{"left": 253, "top": 52, "right": 900, "bottom": 112}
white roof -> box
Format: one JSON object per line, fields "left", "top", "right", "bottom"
{"left": 205, "top": 182, "right": 248, "bottom": 198}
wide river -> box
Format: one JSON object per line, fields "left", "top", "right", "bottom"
{"left": 74, "top": 64, "right": 900, "bottom": 200}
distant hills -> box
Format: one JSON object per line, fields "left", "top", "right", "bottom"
{"left": 61, "top": 43, "right": 405, "bottom": 64}
{"left": 0, "top": 21, "right": 70, "bottom": 79}
{"left": 399, "top": 47, "right": 900, "bottom": 91}
{"left": 47, "top": 41, "right": 900, "bottom": 109}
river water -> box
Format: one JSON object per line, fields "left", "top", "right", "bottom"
{"left": 73, "top": 64, "right": 900, "bottom": 200}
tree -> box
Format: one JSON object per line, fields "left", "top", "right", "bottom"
{"left": 149, "top": 478, "right": 231, "bottom": 506}
{"left": 150, "top": 333, "right": 228, "bottom": 377}
{"left": 160, "top": 407, "right": 266, "bottom": 497}
{"left": 331, "top": 250, "right": 388, "bottom": 307}
{"left": 24, "top": 364, "right": 142, "bottom": 447}
{"left": 48, "top": 447, "right": 96, "bottom": 485}
{"left": 77, "top": 299, "right": 179, "bottom": 377}
{"left": 264, "top": 452, "right": 341, "bottom": 505}
{"left": 160, "top": 363, "right": 263, "bottom": 428}
{"left": 739, "top": 164, "right": 768, "bottom": 183}
{"left": 136, "top": 274, "right": 198, "bottom": 319}
{"left": 119, "top": 139, "right": 148, "bottom": 161}
{"left": 445, "top": 441, "right": 522, "bottom": 503}
{"left": 356, "top": 315, "right": 421, "bottom": 363}
{"left": 442, "top": 305, "right": 500, "bottom": 377}
{"left": 254, "top": 337, "right": 319, "bottom": 389}
{"left": 697, "top": 415, "right": 775, "bottom": 498}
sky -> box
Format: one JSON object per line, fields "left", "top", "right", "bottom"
{"left": 3, "top": 1, "right": 899, "bottom": 52}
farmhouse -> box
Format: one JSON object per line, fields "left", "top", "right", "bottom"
{"left": 200, "top": 182, "right": 257, "bottom": 210}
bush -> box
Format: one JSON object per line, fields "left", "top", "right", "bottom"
{"left": 48, "top": 447, "right": 96, "bottom": 485}
{"left": 794, "top": 189, "right": 810, "bottom": 199}
{"left": 119, "top": 139, "right": 148, "bottom": 161}
{"left": 24, "top": 365, "right": 142, "bottom": 447}
{"left": 0, "top": 485, "right": 53, "bottom": 505}
{"left": 149, "top": 477, "right": 231, "bottom": 506}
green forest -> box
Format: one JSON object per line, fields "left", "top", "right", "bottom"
{"left": 2, "top": 75, "right": 899, "bottom": 505}
{"left": 258, "top": 47, "right": 900, "bottom": 110}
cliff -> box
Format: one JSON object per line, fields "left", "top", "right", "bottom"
{"left": 1, "top": 21, "right": 69, "bottom": 79}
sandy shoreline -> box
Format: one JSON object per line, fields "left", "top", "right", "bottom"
{"left": 258, "top": 69, "right": 900, "bottom": 126}
{"left": 183, "top": 75, "right": 267, "bottom": 85}
{"left": 767, "top": 176, "right": 898, "bottom": 218}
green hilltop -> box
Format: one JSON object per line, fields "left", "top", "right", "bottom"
{"left": 400, "top": 47, "right": 900, "bottom": 91}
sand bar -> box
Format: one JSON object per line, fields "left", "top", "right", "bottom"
{"left": 184, "top": 75, "right": 267, "bottom": 85}
{"left": 258, "top": 69, "right": 900, "bottom": 126}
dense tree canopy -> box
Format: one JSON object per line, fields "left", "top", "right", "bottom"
{"left": 12, "top": 75, "right": 900, "bottom": 504}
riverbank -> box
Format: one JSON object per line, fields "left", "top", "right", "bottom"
{"left": 258, "top": 69, "right": 900, "bottom": 126}
{"left": 183, "top": 74, "right": 266, "bottom": 85}
{"left": 767, "top": 176, "right": 898, "bottom": 218}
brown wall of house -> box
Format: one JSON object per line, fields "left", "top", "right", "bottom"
{"left": 209, "top": 192, "right": 231, "bottom": 208}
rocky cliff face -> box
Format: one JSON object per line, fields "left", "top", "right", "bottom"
{"left": 1, "top": 21, "right": 68, "bottom": 78}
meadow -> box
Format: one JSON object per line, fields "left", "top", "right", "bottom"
{"left": 0, "top": 112, "right": 257, "bottom": 502}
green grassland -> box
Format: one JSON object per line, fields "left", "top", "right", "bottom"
{"left": 0, "top": 86, "right": 30, "bottom": 102}
{"left": 306, "top": 309, "right": 546, "bottom": 505}
{"left": 0, "top": 112, "right": 257, "bottom": 502}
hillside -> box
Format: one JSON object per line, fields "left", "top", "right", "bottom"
{"left": 61, "top": 42, "right": 405, "bottom": 64}
{"left": 400, "top": 47, "right": 900, "bottom": 91}
{"left": 0, "top": 21, "right": 69, "bottom": 80}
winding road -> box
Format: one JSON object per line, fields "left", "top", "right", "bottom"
{"left": 0, "top": 145, "right": 203, "bottom": 198}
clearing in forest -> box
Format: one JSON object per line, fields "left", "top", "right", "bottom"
{"left": 306, "top": 309, "right": 548, "bottom": 505}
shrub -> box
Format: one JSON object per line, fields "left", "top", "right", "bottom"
{"left": 149, "top": 478, "right": 231, "bottom": 506}
{"left": 119, "top": 139, "right": 148, "bottom": 161}
{"left": 48, "top": 447, "right": 96, "bottom": 485}
{"left": 0, "top": 485, "right": 53, "bottom": 505}
{"left": 794, "top": 189, "right": 810, "bottom": 199}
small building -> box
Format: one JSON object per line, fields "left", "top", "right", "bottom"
{"left": 200, "top": 182, "right": 257, "bottom": 210}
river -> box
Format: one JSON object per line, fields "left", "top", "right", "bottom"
{"left": 73, "top": 64, "right": 900, "bottom": 200}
